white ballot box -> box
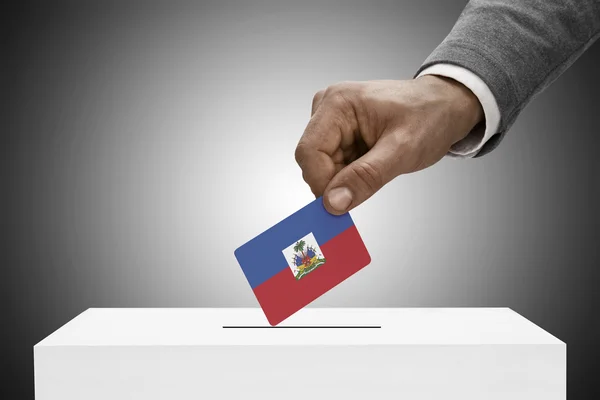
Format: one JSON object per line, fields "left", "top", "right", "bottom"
{"left": 34, "top": 308, "right": 565, "bottom": 399}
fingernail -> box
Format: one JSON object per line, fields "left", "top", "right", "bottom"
{"left": 328, "top": 187, "right": 352, "bottom": 212}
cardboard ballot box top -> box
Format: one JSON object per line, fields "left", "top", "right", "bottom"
{"left": 35, "top": 308, "right": 563, "bottom": 347}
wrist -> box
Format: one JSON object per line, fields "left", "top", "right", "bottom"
{"left": 418, "top": 75, "right": 484, "bottom": 143}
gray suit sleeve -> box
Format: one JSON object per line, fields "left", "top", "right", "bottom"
{"left": 416, "top": 0, "right": 600, "bottom": 157}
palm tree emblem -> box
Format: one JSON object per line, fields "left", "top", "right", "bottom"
{"left": 291, "top": 239, "right": 326, "bottom": 280}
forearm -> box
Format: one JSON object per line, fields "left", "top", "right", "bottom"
{"left": 416, "top": 0, "right": 600, "bottom": 156}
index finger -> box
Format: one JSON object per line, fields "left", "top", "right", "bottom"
{"left": 294, "top": 109, "right": 344, "bottom": 197}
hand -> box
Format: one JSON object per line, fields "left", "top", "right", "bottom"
{"left": 294, "top": 76, "right": 484, "bottom": 215}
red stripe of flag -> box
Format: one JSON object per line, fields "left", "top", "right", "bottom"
{"left": 253, "top": 225, "right": 371, "bottom": 326}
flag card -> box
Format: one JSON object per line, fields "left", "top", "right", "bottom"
{"left": 234, "top": 197, "right": 371, "bottom": 326}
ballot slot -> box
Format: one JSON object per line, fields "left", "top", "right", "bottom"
{"left": 222, "top": 325, "right": 382, "bottom": 328}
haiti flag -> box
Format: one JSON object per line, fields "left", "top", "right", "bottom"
{"left": 234, "top": 197, "right": 371, "bottom": 326}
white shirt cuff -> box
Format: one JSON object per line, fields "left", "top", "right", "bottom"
{"left": 417, "top": 64, "right": 501, "bottom": 158}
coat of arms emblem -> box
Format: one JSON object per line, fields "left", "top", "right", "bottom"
{"left": 282, "top": 232, "right": 326, "bottom": 280}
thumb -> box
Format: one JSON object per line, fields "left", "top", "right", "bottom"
{"left": 322, "top": 134, "right": 402, "bottom": 215}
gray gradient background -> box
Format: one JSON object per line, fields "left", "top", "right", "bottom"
{"left": 3, "top": 0, "right": 599, "bottom": 398}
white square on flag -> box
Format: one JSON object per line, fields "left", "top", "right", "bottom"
{"left": 281, "top": 232, "right": 326, "bottom": 280}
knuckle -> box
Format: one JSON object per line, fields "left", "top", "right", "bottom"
{"left": 294, "top": 142, "right": 308, "bottom": 165}
{"left": 322, "top": 81, "right": 362, "bottom": 114}
{"left": 312, "top": 89, "right": 325, "bottom": 106}
{"left": 322, "top": 82, "right": 341, "bottom": 97}
{"left": 301, "top": 170, "right": 318, "bottom": 193}
{"left": 326, "top": 90, "right": 352, "bottom": 112}
{"left": 301, "top": 168, "right": 310, "bottom": 185}
{"left": 324, "top": 81, "right": 352, "bottom": 97}
{"left": 351, "top": 161, "right": 384, "bottom": 195}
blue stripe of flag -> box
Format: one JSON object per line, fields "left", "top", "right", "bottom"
{"left": 234, "top": 197, "right": 355, "bottom": 289}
